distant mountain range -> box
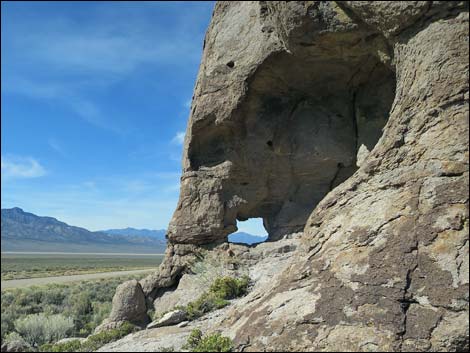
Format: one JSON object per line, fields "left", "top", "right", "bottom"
{"left": 101, "top": 228, "right": 167, "bottom": 241}
{"left": 228, "top": 232, "right": 268, "bottom": 245}
{"left": 1, "top": 208, "right": 267, "bottom": 253}
{"left": 1, "top": 208, "right": 166, "bottom": 253}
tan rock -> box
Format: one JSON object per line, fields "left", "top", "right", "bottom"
{"left": 106, "top": 2, "right": 469, "bottom": 351}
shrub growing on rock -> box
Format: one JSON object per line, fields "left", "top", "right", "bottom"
{"left": 40, "top": 339, "right": 82, "bottom": 352}
{"left": 209, "top": 276, "right": 249, "bottom": 299}
{"left": 184, "top": 329, "right": 232, "bottom": 352}
{"left": 169, "top": 275, "right": 250, "bottom": 321}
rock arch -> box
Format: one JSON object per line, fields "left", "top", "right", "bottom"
{"left": 168, "top": 1, "right": 396, "bottom": 244}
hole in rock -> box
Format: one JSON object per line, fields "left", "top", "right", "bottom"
{"left": 228, "top": 218, "right": 268, "bottom": 245}
{"left": 226, "top": 60, "right": 235, "bottom": 68}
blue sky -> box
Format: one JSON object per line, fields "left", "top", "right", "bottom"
{"left": 1, "top": 1, "right": 266, "bottom": 236}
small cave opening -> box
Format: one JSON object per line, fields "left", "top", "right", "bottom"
{"left": 228, "top": 218, "right": 268, "bottom": 245}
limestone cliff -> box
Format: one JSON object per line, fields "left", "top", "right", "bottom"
{"left": 103, "top": 2, "right": 469, "bottom": 351}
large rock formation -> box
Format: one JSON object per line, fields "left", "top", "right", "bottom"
{"left": 106, "top": 1, "right": 469, "bottom": 351}
{"left": 167, "top": 1, "right": 398, "bottom": 244}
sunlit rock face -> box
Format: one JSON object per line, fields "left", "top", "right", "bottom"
{"left": 165, "top": 2, "right": 469, "bottom": 350}
{"left": 168, "top": 1, "right": 396, "bottom": 244}
{"left": 105, "top": 2, "right": 468, "bottom": 351}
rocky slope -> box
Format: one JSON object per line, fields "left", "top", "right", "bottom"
{"left": 103, "top": 1, "right": 469, "bottom": 351}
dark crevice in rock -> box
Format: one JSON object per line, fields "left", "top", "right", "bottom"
{"left": 328, "top": 163, "right": 344, "bottom": 192}
{"left": 352, "top": 91, "right": 359, "bottom": 155}
{"left": 398, "top": 269, "right": 418, "bottom": 344}
{"left": 398, "top": 232, "right": 420, "bottom": 349}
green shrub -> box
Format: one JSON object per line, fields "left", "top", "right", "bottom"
{"left": 73, "top": 293, "right": 93, "bottom": 317}
{"left": 185, "top": 292, "right": 229, "bottom": 320}
{"left": 185, "top": 328, "right": 203, "bottom": 349}
{"left": 14, "top": 314, "right": 46, "bottom": 346}
{"left": 178, "top": 275, "right": 250, "bottom": 321}
{"left": 39, "top": 321, "right": 136, "bottom": 352}
{"left": 40, "top": 339, "right": 82, "bottom": 352}
{"left": 184, "top": 329, "right": 232, "bottom": 352}
{"left": 43, "top": 288, "right": 66, "bottom": 306}
{"left": 1, "top": 274, "right": 144, "bottom": 342}
{"left": 14, "top": 313, "right": 74, "bottom": 347}
{"left": 194, "top": 333, "right": 232, "bottom": 352}
{"left": 209, "top": 276, "right": 249, "bottom": 299}
{"left": 3, "top": 332, "right": 31, "bottom": 351}
{"left": 80, "top": 321, "right": 136, "bottom": 351}
{"left": 1, "top": 311, "right": 15, "bottom": 340}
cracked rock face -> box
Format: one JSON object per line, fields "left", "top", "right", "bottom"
{"left": 107, "top": 1, "right": 469, "bottom": 351}
{"left": 193, "top": 1, "right": 466, "bottom": 351}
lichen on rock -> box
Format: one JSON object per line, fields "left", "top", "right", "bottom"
{"left": 104, "top": 2, "right": 469, "bottom": 351}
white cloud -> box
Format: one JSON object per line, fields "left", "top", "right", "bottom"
{"left": 171, "top": 131, "right": 186, "bottom": 145}
{"left": 1, "top": 155, "right": 47, "bottom": 180}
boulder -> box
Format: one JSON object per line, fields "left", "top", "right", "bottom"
{"left": 107, "top": 280, "right": 149, "bottom": 327}
{"left": 147, "top": 310, "right": 187, "bottom": 329}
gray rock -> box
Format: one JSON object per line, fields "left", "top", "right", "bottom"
{"left": 167, "top": 0, "right": 397, "bottom": 245}
{"left": 356, "top": 144, "right": 370, "bottom": 168}
{"left": 152, "top": 273, "right": 207, "bottom": 317}
{"left": 147, "top": 310, "right": 187, "bottom": 329}
{"left": 0, "top": 341, "right": 29, "bottom": 353}
{"left": 177, "top": 321, "right": 189, "bottom": 328}
{"left": 106, "top": 2, "right": 469, "bottom": 351}
{"left": 96, "top": 325, "right": 193, "bottom": 352}
{"left": 106, "top": 280, "right": 149, "bottom": 328}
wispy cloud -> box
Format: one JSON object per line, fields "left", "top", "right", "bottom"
{"left": 1, "top": 3, "right": 210, "bottom": 134}
{"left": 1, "top": 170, "right": 183, "bottom": 230}
{"left": 2, "top": 76, "right": 125, "bottom": 134}
{"left": 48, "top": 138, "right": 67, "bottom": 157}
{"left": 171, "top": 131, "right": 185, "bottom": 145}
{"left": 1, "top": 155, "right": 47, "bottom": 180}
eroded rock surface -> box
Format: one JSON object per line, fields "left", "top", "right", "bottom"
{"left": 106, "top": 1, "right": 469, "bottom": 351}
{"left": 100, "top": 233, "right": 302, "bottom": 352}
{"left": 168, "top": 0, "right": 397, "bottom": 244}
